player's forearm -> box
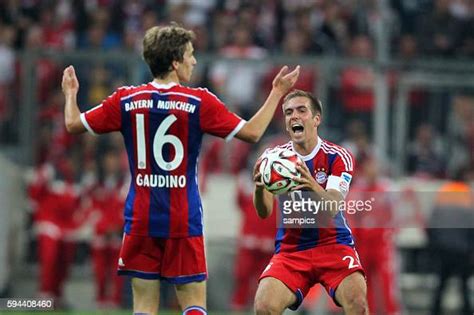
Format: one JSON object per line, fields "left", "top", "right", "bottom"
{"left": 237, "top": 88, "right": 284, "bottom": 143}
{"left": 64, "top": 93, "right": 85, "bottom": 134}
{"left": 312, "top": 186, "right": 342, "bottom": 217}
{"left": 253, "top": 186, "right": 274, "bottom": 218}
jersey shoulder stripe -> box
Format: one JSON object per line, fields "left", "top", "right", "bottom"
{"left": 321, "top": 142, "right": 353, "bottom": 171}
{"left": 120, "top": 90, "right": 160, "bottom": 101}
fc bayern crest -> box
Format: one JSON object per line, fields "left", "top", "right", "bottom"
{"left": 315, "top": 167, "right": 327, "bottom": 184}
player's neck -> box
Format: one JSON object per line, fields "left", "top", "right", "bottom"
{"left": 293, "top": 136, "right": 319, "bottom": 156}
{"left": 153, "top": 72, "right": 180, "bottom": 85}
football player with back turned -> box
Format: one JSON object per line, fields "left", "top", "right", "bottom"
{"left": 61, "top": 24, "right": 299, "bottom": 315}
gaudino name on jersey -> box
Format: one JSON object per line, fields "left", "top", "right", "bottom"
{"left": 136, "top": 174, "right": 187, "bottom": 188}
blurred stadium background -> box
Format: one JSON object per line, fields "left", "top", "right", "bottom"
{"left": 0, "top": 0, "right": 473, "bottom": 314}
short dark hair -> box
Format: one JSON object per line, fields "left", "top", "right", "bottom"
{"left": 142, "top": 24, "right": 195, "bottom": 78}
{"left": 283, "top": 90, "right": 323, "bottom": 116}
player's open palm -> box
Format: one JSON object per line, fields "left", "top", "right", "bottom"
{"left": 62, "top": 65, "right": 79, "bottom": 96}
{"left": 272, "top": 65, "right": 300, "bottom": 95}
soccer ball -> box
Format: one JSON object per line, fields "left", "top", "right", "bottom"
{"left": 258, "top": 148, "right": 302, "bottom": 195}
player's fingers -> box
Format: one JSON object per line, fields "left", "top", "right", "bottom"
{"left": 275, "top": 65, "right": 289, "bottom": 80}
{"left": 282, "top": 65, "right": 300, "bottom": 80}
{"left": 64, "top": 66, "right": 74, "bottom": 79}
{"left": 291, "top": 184, "right": 305, "bottom": 191}
{"left": 291, "top": 175, "right": 305, "bottom": 183}
{"left": 253, "top": 173, "right": 262, "bottom": 183}
{"left": 296, "top": 165, "right": 310, "bottom": 177}
{"left": 300, "top": 162, "right": 311, "bottom": 173}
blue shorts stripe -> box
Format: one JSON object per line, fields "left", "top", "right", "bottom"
{"left": 162, "top": 273, "right": 207, "bottom": 285}
{"left": 118, "top": 270, "right": 160, "bottom": 280}
{"left": 288, "top": 288, "right": 304, "bottom": 311}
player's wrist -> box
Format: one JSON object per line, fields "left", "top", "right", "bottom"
{"left": 270, "top": 87, "right": 285, "bottom": 99}
{"left": 64, "top": 91, "right": 78, "bottom": 99}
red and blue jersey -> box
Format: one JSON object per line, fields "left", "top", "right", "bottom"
{"left": 80, "top": 82, "right": 245, "bottom": 238}
{"left": 272, "top": 138, "right": 356, "bottom": 253}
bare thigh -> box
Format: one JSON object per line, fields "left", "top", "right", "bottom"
{"left": 335, "top": 271, "right": 368, "bottom": 315}
{"left": 254, "top": 277, "right": 297, "bottom": 315}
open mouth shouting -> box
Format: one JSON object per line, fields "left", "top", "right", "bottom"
{"left": 291, "top": 122, "right": 304, "bottom": 135}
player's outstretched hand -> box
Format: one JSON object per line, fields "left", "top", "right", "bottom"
{"left": 291, "top": 161, "right": 319, "bottom": 192}
{"left": 272, "top": 65, "right": 300, "bottom": 95}
{"left": 62, "top": 65, "right": 79, "bottom": 96}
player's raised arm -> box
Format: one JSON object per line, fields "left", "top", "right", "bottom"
{"left": 236, "top": 65, "right": 300, "bottom": 143}
{"left": 62, "top": 65, "right": 86, "bottom": 134}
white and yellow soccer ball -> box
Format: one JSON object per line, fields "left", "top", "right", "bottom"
{"left": 258, "top": 148, "right": 302, "bottom": 195}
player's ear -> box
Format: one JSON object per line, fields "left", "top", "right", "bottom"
{"left": 172, "top": 60, "right": 180, "bottom": 71}
{"left": 314, "top": 113, "right": 321, "bottom": 128}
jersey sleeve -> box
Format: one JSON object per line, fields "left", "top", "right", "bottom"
{"left": 326, "top": 148, "right": 355, "bottom": 199}
{"left": 80, "top": 89, "right": 122, "bottom": 135}
{"left": 199, "top": 89, "right": 246, "bottom": 141}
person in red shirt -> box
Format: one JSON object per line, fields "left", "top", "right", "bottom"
{"left": 88, "top": 150, "right": 126, "bottom": 308}
{"left": 350, "top": 158, "right": 402, "bottom": 315}
{"left": 231, "top": 164, "right": 277, "bottom": 311}
{"left": 27, "top": 155, "right": 82, "bottom": 307}
{"left": 62, "top": 24, "right": 299, "bottom": 315}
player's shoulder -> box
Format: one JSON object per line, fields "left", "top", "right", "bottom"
{"left": 320, "top": 139, "right": 354, "bottom": 171}
{"left": 320, "top": 139, "right": 353, "bottom": 157}
{"left": 150, "top": 84, "right": 213, "bottom": 103}
{"left": 191, "top": 86, "right": 221, "bottom": 101}
{"left": 114, "top": 83, "right": 152, "bottom": 98}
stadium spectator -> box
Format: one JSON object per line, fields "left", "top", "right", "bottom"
{"left": 315, "top": 1, "right": 350, "bottom": 54}
{"left": 406, "top": 124, "right": 445, "bottom": 178}
{"left": 446, "top": 94, "right": 474, "bottom": 176}
{"left": 427, "top": 170, "right": 474, "bottom": 315}
{"left": 231, "top": 165, "right": 277, "bottom": 311}
{"left": 260, "top": 29, "right": 317, "bottom": 133}
{"left": 210, "top": 23, "right": 268, "bottom": 119}
{"left": 340, "top": 35, "right": 375, "bottom": 125}
{"left": 89, "top": 150, "right": 126, "bottom": 308}
{"left": 416, "top": 0, "right": 464, "bottom": 57}
{"left": 0, "top": 24, "right": 15, "bottom": 141}
{"left": 350, "top": 158, "right": 402, "bottom": 315}
{"left": 26, "top": 154, "right": 83, "bottom": 309}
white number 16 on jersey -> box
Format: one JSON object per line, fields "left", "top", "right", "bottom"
{"left": 135, "top": 114, "right": 184, "bottom": 171}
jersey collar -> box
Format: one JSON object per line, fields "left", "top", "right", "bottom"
{"left": 292, "top": 137, "right": 322, "bottom": 161}
{"left": 150, "top": 81, "right": 178, "bottom": 90}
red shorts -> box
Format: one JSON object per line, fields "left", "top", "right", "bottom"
{"left": 259, "top": 244, "right": 365, "bottom": 310}
{"left": 117, "top": 234, "right": 207, "bottom": 284}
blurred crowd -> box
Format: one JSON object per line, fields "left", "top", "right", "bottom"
{"left": 0, "top": 0, "right": 472, "bottom": 176}
{"left": 0, "top": 0, "right": 473, "bottom": 55}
